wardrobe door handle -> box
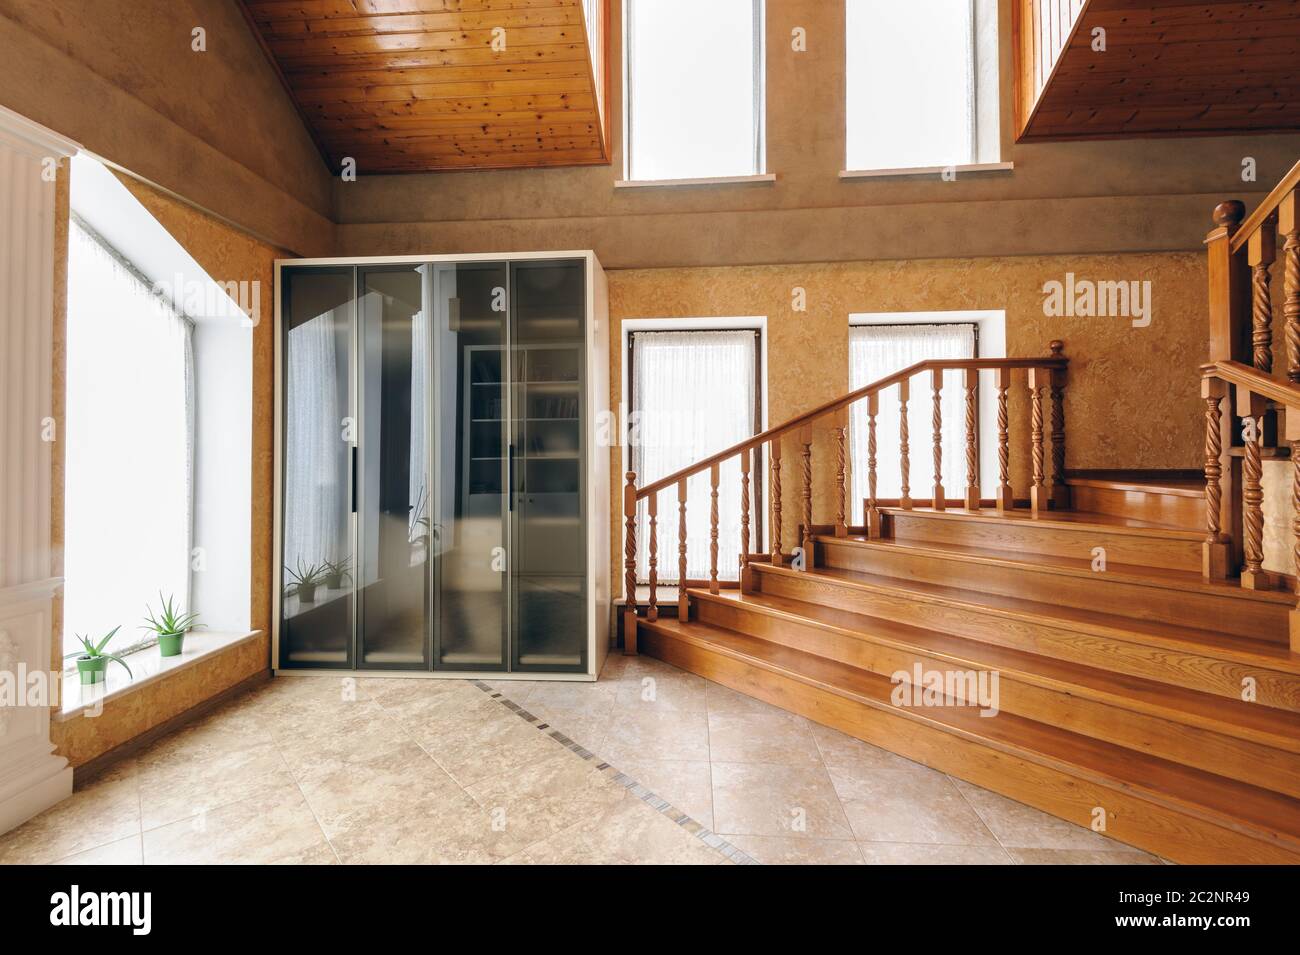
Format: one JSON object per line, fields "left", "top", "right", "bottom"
{"left": 508, "top": 444, "right": 516, "bottom": 512}
{"left": 350, "top": 446, "right": 358, "bottom": 513}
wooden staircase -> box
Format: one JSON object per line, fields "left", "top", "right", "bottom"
{"left": 619, "top": 161, "right": 1300, "bottom": 865}
{"left": 636, "top": 497, "right": 1300, "bottom": 864}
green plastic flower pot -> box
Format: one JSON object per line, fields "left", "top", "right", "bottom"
{"left": 298, "top": 582, "right": 318, "bottom": 604}
{"left": 76, "top": 655, "right": 107, "bottom": 685}
{"left": 158, "top": 632, "right": 185, "bottom": 657}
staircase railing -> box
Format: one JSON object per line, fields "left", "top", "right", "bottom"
{"left": 1202, "top": 159, "right": 1300, "bottom": 648}
{"left": 621, "top": 342, "right": 1070, "bottom": 654}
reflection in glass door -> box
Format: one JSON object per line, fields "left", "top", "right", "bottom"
{"left": 358, "top": 266, "right": 430, "bottom": 668}
{"left": 433, "top": 262, "right": 509, "bottom": 670}
{"left": 510, "top": 260, "right": 587, "bottom": 672}
{"left": 280, "top": 268, "right": 355, "bottom": 668}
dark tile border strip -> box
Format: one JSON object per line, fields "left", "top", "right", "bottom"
{"left": 471, "top": 680, "right": 760, "bottom": 865}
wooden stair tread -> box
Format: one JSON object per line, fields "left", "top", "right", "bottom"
{"left": 690, "top": 587, "right": 1300, "bottom": 750}
{"left": 879, "top": 506, "right": 1204, "bottom": 537}
{"left": 641, "top": 614, "right": 1300, "bottom": 849}
{"left": 752, "top": 562, "right": 1300, "bottom": 672}
{"left": 1064, "top": 475, "right": 1204, "bottom": 497}
{"left": 818, "top": 535, "right": 1295, "bottom": 606}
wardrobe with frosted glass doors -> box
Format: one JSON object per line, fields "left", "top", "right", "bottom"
{"left": 273, "top": 253, "right": 610, "bottom": 679}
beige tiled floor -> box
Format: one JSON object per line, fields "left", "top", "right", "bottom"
{"left": 0, "top": 654, "right": 1161, "bottom": 865}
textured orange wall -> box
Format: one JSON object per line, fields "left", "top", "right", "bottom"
{"left": 605, "top": 251, "right": 1209, "bottom": 599}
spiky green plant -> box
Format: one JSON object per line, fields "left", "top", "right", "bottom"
{"left": 64, "top": 626, "right": 133, "bottom": 677}
{"left": 141, "top": 592, "right": 200, "bottom": 637}
{"left": 321, "top": 556, "right": 351, "bottom": 587}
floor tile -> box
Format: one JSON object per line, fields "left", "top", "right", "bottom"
{"left": 142, "top": 784, "right": 331, "bottom": 865}
{"left": 711, "top": 761, "right": 853, "bottom": 840}
{"left": 830, "top": 767, "right": 998, "bottom": 845}
{"left": 858, "top": 842, "right": 1013, "bottom": 864}
{"left": 613, "top": 669, "right": 709, "bottom": 712}
{"left": 949, "top": 778, "right": 1134, "bottom": 851}
{"left": 522, "top": 797, "right": 723, "bottom": 865}
{"left": 0, "top": 761, "right": 141, "bottom": 864}
{"left": 54, "top": 834, "right": 144, "bottom": 865}
{"left": 139, "top": 739, "right": 295, "bottom": 831}
{"left": 707, "top": 710, "right": 821, "bottom": 766}
{"left": 1005, "top": 847, "right": 1164, "bottom": 865}
{"left": 598, "top": 708, "right": 711, "bottom": 763}
{"left": 724, "top": 833, "right": 865, "bottom": 865}
{"left": 412, "top": 706, "right": 565, "bottom": 787}
{"left": 609, "top": 757, "right": 715, "bottom": 830}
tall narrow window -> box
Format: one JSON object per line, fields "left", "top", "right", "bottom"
{"left": 63, "top": 219, "right": 193, "bottom": 658}
{"left": 631, "top": 330, "right": 760, "bottom": 581}
{"left": 848, "top": 323, "right": 975, "bottom": 521}
{"left": 625, "top": 0, "right": 765, "bottom": 181}
{"left": 846, "top": 0, "right": 995, "bottom": 171}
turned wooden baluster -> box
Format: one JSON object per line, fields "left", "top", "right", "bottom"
{"left": 963, "top": 367, "right": 979, "bottom": 511}
{"left": 709, "top": 462, "right": 720, "bottom": 594}
{"left": 1239, "top": 388, "right": 1269, "bottom": 590}
{"left": 646, "top": 493, "right": 658, "bottom": 622}
{"left": 1249, "top": 216, "right": 1277, "bottom": 374}
{"left": 739, "top": 447, "right": 752, "bottom": 590}
{"left": 995, "top": 368, "right": 1013, "bottom": 511}
{"left": 770, "top": 437, "right": 783, "bottom": 566}
{"left": 1201, "top": 374, "right": 1229, "bottom": 580}
{"left": 1049, "top": 341, "right": 1069, "bottom": 509}
{"left": 834, "top": 410, "right": 848, "bottom": 536}
{"left": 931, "top": 368, "right": 945, "bottom": 510}
{"left": 1282, "top": 191, "right": 1300, "bottom": 383}
{"left": 898, "top": 379, "right": 912, "bottom": 510}
{"left": 623, "top": 471, "right": 638, "bottom": 654}
{"left": 866, "top": 392, "right": 881, "bottom": 537}
{"left": 677, "top": 478, "right": 689, "bottom": 620}
{"left": 799, "top": 425, "right": 814, "bottom": 564}
{"left": 1028, "top": 370, "right": 1047, "bottom": 517}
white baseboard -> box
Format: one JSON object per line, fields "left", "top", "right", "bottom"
{"left": 0, "top": 759, "right": 72, "bottom": 836}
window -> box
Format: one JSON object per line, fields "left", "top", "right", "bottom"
{"left": 848, "top": 322, "right": 975, "bottom": 521}
{"left": 63, "top": 218, "right": 193, "bottom": 659}
{"left": 630, "top": 329, "right": 761, "bottom": 581}
{"left": 846, "top": 0, "right": 999, "bottom": 171}
{"left": 624, "top": 0, "right": 765, "bottom": 181}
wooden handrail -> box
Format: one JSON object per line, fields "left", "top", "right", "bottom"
{"left": 634, "top": 355, "right": 1067, "bottom": 500}
{"left": 1230, "top": 158, "right": 1300, "bottom": 255}
{"left": 1204, "top": 360, "right": 1300, "bottom": 408}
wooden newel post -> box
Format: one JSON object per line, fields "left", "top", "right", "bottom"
{"left": 1207, "top": 200, "right": 1247, "bottom": 571}
{"left": 623, "top": 471, "right": 638, "bottom": 655}
{"left": 1201, "top": 373, "right": 1230, "bottom": 580}
{"left": 1048, "top": 340, "right": 1069, "bottom": 510}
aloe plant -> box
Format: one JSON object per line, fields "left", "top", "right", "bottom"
{"left": 321, "top": 556, "right": 351, "bottom": 589}
{"left": 141, "top": 592, "right": 200, "bottom": 637}
{"left": 285, "top": 559, "right": 326, "bottom": 603}
{"left": 64, "top": 626, "right": 133, "bottom": 677}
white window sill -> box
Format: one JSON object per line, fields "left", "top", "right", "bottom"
{"left": 615, "top": 173, "right": 777, "bottom": 190}
{"left": 839, "top": 162, "right": 1014, "bottom": 180}
{"left": 56, "top": 629, "right": 262, "bottom": 722}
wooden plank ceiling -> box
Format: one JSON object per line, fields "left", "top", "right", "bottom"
{"left": 1021, "top": 0, "right": 1300, "bottom": 141}
{"left": 239, "top": 0, "right": 608, "bottom": 172}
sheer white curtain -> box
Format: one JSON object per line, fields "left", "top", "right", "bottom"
{"left": 632, "top": 330, "right": 757, "bottom": 582}
{"left": 849, "top": 323, "right": 976, "bottom": 522}
{"left": 283, "top": 313, "right": 345, "bottom": 573}
{"left": 64, "top": 221, "right": 193, "bottom": 657}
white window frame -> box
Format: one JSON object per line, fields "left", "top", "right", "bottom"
{"left": 621, "top": 0, "right": 768, "bottom": 186}
{"left": 842, "top": 0, "right": 1010, "bottom": 180}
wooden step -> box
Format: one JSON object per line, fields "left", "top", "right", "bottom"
{"left": 638, "top": 614, "right": 1300, "bottom": 864}
{"left": 1064, "top": 471, "right": 1204, "bottom": 530}
{"left": 751, "top": 562, "right": 1300, "bottom": 711}
{"left": 816, "top": 535, "right": 1292, "bottom": 644}
{"left": 691, "top": 587, "right": 1300, "bottom": 798}
{"left": 881, "top": 507, "right": 1203, "bottom": 572}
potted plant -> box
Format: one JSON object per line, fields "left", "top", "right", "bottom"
{"left": 286, "top": 559, "right": 326, "bottom": 604}
{"left": 141, "top": 593, "right": 200, "bottom": 658}
{"left": 321, "top": 556, "right": 351, "bottom": 591}
{"left": 64, "top": 626, "right": 132, "bottom": 685}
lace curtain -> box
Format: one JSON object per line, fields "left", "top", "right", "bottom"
{"left": 849, "top": 323, "right": 976, "bottom": 522}
{"left": 63, "top": 220, "right": 194, "bottom": 657}
{"left": 632, "top": 330, "right": 757, "bottom": 582}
